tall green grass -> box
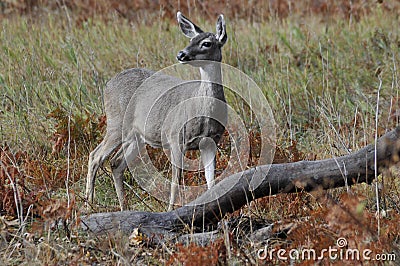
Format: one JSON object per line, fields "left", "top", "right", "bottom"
{"left": 1, "top": 9, "right": 399, "bottom": 154}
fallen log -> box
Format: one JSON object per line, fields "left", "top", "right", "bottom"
{"left": 81, "top": 127, "right": 400, "bottom": 236}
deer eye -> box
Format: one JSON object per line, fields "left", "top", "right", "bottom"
{"left": 201, "top": 41, "right": 212, "bottom": 48}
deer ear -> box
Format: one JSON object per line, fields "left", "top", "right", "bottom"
{"left": 215, "top": 14, "right": 227, "bottom": 46}
{"left": 177, "top": 12, "right": 204, "bottom": 38}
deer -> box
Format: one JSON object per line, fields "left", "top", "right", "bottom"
{"left": 85, "top": 12, "right": 228, "bottom": 211}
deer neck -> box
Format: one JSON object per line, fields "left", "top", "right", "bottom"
{"left": 197, "top": 63, "right": 224, "bottom": 100}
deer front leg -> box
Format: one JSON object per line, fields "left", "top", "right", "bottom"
{"left": 168, "top": 145, "right": 183, "bottom": 211}
{"left": 200, "top": 137, "right": 217, "bottom": 189}
{"left": 168, "top": 164, "right": 182, "bottom": 211}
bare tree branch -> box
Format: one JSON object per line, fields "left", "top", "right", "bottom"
{"left": 81, "top": 127, "right": 400, "bottom": 236}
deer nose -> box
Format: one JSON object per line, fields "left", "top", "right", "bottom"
{"left": 177, "top": 50, "right": 188, "bottom": 61}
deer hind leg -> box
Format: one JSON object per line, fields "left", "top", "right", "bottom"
{"left": 86, "top": 132, "right": 121, "bottom": 207}
{"left": 109, "top": 134, "right": 143, "bottom": 211}
{"left": 168, "top": 145, "right": 184, "bottom": 211}
{"left": 200, "top": 137, "right": 217, "bottom": 189}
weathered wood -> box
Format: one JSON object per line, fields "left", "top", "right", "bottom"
{"left": 81, "top": 127, "right": 400, "bottom": 236}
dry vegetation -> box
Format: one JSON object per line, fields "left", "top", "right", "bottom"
{"left": 1, "top": 0, "right": 400, "bottom": 265}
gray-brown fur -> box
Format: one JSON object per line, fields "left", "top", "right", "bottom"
{"left": 86, "top": 12, "right": 228, "bottom": 210}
